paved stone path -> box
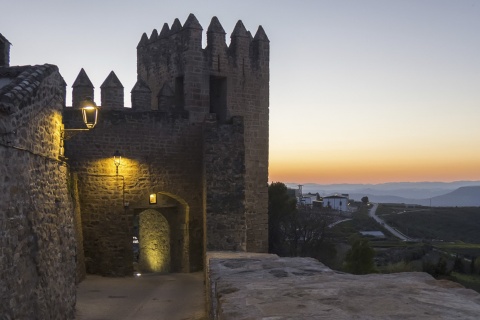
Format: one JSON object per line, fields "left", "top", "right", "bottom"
{"left": 75, "top": 272, "right": 206, "bottom": 320}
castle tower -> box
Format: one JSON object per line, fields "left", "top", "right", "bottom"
{"left": 100, "top": 71, "right": 124, "bottom": 108}
{"left": 72, "top": 68, "right": 94, "bottom": 108}
{"left": 0, "top": 33, "right": 11, "bottom": 67}
{"left": 136, "top": 14, "right": 270, "bottom": 252}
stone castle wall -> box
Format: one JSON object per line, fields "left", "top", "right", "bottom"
{"left": 64, "top": 14, "right": 269, "bottom": 276}
{"left": 204, "top": 115, "right": 246, "bottom": 252}
{"left": 0, "top": 65, "right": 77, "bottom": 319}
{"left": 64, "top": 109, "right": 205, "bottom": 275}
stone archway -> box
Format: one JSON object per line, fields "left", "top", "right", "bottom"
{"left": 135, "top": 192, "right": 191, "bottom": 273}
{"left": 138, "top": 209, "right": 170, "bottom": 273}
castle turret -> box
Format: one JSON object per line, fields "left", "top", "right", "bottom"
{"left": 182, "top": 14, "right": 203, "bottom": 51}
{"left": 229, "top": 20, "right": 251, "bottom": 68}
{"left": 252, "top": 26, "right": 270, "bottom": 69}
{"left": 171, "top": 18, "right": 182, "bottom": 33}
{"left": 101, "top": 71, "right": 124, "bottom": 108}
{"left": 137, "top": 33, "right": 149, "bottom": 49}
{"left": 150, "top": 29, "right": 158, "bottom": 42}
{"left": 159, "top": 23, "right": 170, "bottom": 37}
{"left": 0, "top": 33, "right": 11, "bottom": 67}
{"left": 131, "top": 79, "right": 151, "bottom": 110}
{"left": 206, "top": 17, "right": 227, "bottom": 72}
{"left": 72, "top": 68, "right": 94, "bottom": 108}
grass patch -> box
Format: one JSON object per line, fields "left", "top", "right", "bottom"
{"left": 379, "top": 206, "right": 480, "bottom": 243}
{"left": 451, "top": 272, "right": 480, "bottom": 293}
{"left": 435, "top": 242, "right": 480, "bottom": 258}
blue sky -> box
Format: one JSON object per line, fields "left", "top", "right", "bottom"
{"left": 2, "top": 0, "right": 479, "bottom": 183}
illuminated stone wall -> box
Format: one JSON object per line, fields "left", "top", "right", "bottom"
{"left": 64, "top": 109, "right": 204, "bottom": 275}
{"left": 138, "top": 209, "right": 170, "bottom": 273}
{"left": 0, "top": 65, "right": 77, "bottom": 319}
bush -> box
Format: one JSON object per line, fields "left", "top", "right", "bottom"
{"left": 344, "top": 238, "right": 376, "bottom": 275}
{"left": 423, "top": 257, "right": 451, "bottom": 278}
{"left": 384, "top": 261, "right": 414, "bottom": 273}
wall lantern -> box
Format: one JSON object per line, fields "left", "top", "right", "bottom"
{"left": 149, "top": 193, "right": 157, "bottom": 204}
{"left": 113, "top": 150, "right": 121, "bottom": 175}
{"left": 62, "top": 98, "right": 98, "bottom": 137}
{"left": 60, "top": 98, "right": 99, "bottom": 156}
{"left": 79, "top": 99, "right": 99, "bottom": 129}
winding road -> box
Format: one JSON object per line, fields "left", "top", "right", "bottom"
{"left": 368, "top": 203, "right": 413, "bottom": 241}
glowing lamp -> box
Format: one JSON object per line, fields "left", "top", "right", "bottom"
{"left": 60, "top": 98, "right": 99, "bottom": 148}
{"left": 81, "top": 106, "right": 98, "bottom": 129}
{"left": 114, "top": 150, "right": 121, "bottom": 167}
{"left": 149, "top": 193, "right": 157, "bottom": 204}
{"left": 113, "top": 150, "right": 121, "bottom": 175}
{"left": 79, "top": 98, "right": 98, "bottom": 129}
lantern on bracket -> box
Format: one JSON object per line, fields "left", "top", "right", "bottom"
{"left": 60, "top": 97, "right": 99, "bottom": 156}
{"left": 80, "top": 99, "right": 99, "bottom": 129}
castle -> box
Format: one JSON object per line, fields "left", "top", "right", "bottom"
{"left": 0, "top": 14, "right": 269, "bottom": 319}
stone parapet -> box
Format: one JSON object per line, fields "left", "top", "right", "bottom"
{"left": 206, "top": 252, "right": 480, "bottom": 320}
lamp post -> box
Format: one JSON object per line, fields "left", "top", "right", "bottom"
{"left": 114, "top": 150, "right": 121, "bottom": 175}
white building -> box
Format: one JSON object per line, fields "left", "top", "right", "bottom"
{"left": 323, "top": 194, "right": 349, "bottom": 211}
{"left": 299, "top": 193, "right": 318, "bottom": 206}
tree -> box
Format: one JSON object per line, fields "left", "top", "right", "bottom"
{"left": 268, "top": 182, "right": 297, "bottom": 254}
{"left": 344, "top": 237, "right": 376, "bottom": 274}
{"left": 268, "top": 182, "right": 336, "bottom": 260}
{"left": 290, "top": 204, "right": 333, "bottom": 256}
{"left": 361, "top": 196, "right": 369, "bottom": 204}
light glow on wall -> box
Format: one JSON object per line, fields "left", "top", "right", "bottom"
{"left": 139, "top": 209, "right": 170, "bottom": 273}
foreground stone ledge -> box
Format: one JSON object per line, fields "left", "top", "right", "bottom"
{"left": 206, "top": 251, "right": 480, "bottom": 320}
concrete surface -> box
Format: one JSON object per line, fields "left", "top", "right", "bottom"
{"left": 75, "top": 272, "right": 206, "bottom": 320}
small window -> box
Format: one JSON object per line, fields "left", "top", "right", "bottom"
{"left": 175, "top": 76, "right": 185, "bottom": 109}
{"left": 209, "top": 76, "right": 227, "bottom": 123}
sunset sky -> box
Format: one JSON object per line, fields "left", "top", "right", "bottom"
{"left": 2, "top": 0, "right": 479, "bottom": 184}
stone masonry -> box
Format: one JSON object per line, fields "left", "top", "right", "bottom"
{"left": 63, "top": 14, "right": 270, "bottom": 276}
{"left": 0, "top": 63, "right": 77, "bottom": 319}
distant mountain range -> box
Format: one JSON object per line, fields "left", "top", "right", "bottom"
{"left": 285, "top": 181, "right": 480, "bottom": 207}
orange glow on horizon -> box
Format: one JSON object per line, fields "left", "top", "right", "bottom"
{"left": 269, "top": 153, "right": 480, "bottom": 184}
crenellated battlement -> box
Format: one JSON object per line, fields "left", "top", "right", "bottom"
{"left": 69, "top": 14, "right": 269, "bottom": 118}
{"left": 136, "top": 14, "right": 269, "bottom": 122}
{"left": 137, "top": 14, "right": 269, "bottom": 68}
